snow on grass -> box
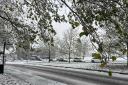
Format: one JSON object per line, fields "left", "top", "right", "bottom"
{"left": 0, "top": 74, "right": 31, "bottom": 85}
{"left": 25, "top": 61, "right": 128, "bottom": 73}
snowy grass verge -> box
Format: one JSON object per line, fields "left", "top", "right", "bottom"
{"left": 0, "top": 73, "right": 31, "bottom": 85}
{"left": 6, "top": 60, "right": 128, "bottom": 74}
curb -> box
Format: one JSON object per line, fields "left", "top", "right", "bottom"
{"left": 43, "top": 65, "right": 128, "bottom": 75}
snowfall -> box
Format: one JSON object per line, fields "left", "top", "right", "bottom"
{"left": 1, "top": 58, "right": 128, "bottom": 85}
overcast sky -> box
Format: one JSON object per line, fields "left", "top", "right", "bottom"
{"left": 52, "top": 21, "right": 71, "bottom": 38}
{"left": 51, "top": 1, "right": 72, "bottom": 38}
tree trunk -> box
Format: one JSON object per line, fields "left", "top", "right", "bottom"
{"left": 3, "top": 42, "right": 6, "bottom": 65}
{"left": 69, "top": 51, "right": 70, "bottom": 63}
{"left": 126, "top": 42, "right": 128, "bottom": 67}
{"left": 48, "top": 44, "right": 51, "bottom": 63}
{"left": 69, "top": 47, "right": 71, "bottom": 63}
{"left": 83, "top": 50, "right": 86, "bottom": 59}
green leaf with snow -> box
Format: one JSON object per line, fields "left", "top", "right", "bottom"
{"left": 111, "top": 56, "right": 116, "bottom": 61}
{"left": 108, "top": 70, "right": 112, "bottom": 77}
{"left": 74, "top": 21, "right": 80, "bottom": 27}
{"left": 100, "top": 62, "right": 106, "bottom": 68}
{"left": 79, "top": 32, "right": 85, "bottom": 37}
{"left": 92, "top": 52, "right": 101, "bottom": 60}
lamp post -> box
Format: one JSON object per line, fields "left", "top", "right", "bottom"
{"left": 0, "top": 40, "right": 12, "bottom": 74}
{"left": 0, "top": 32, "right": 13, "bottom": 74}
{"left": 0, "top": 42, "right": 6, "bottom": 74}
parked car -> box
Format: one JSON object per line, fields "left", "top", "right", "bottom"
{"left": 49, "top": 59, "right": 53, "bottom": 61}
{"left": 30, "top": 55, "right": 41, "bottom": 61}
{"left": 73, "top": 58, "right": 82, "bottom": 62}
{"left": 84, "top": 57, "right": 92, "bottom": 63}
{"left": 57, "top": 58, "right": 67, "bottom": 62}
{"left": 91, "top": 59, "right": 101, "bottom": 63}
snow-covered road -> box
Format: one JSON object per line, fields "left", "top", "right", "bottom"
{"left": 7, "top": 61, "right": 128, "bottom": 74}
{"left": 4, "top": 65, "right": 67, "bottom": 85}
{"left": 4, "top": 60, "right": 128, "bottom": 85}
{"left": 6, "top": 64, "right": 128, "bottom": 85}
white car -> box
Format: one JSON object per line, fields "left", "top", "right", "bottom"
{"left": 84, "top": 57, "right": 92, "bottom": 63}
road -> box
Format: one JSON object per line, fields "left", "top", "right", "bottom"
{"left": 6, "top": 64, "right": 128, "bottom": 85}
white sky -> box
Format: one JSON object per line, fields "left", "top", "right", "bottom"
{"left": 52, "top": 22, "right": 71, "bottom": 38}
{"left": 52, "top": 1, "right": 72, "bottom": 38}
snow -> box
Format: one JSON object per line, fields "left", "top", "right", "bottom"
{"left": 0, "top": 74, "right": 31, "bottom": 85}
{"left": 4, "top": 60, "right": 128, "bottom": 85}
{"left": 4, "top": 65, "right": 67, "bottom": 85}
{"left": 7, "top": 60, "right": 128, "bottom": 74}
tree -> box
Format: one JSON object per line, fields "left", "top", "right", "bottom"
{"left": 0, "top": 0, "right": 38, "bottom": 58}
{"left": 44, "top": 33, "right": 55, "bottom": 62}
{"left": 54, "top": 37, "right": 68, "bottom": 58}
{"left": 0, "top": 0, "right": 64, "bottom": 59}
{"left": 59, "top": 0, "right": 128, "bottom": 66}
{"left": 77, "top": 37, "right": 89, "bottom": 59}
{"left": 62, "top": 28, "right": 78, "bottom": 63}
{"left": 55, "top": 29, "right": 89, "bottom": 62}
